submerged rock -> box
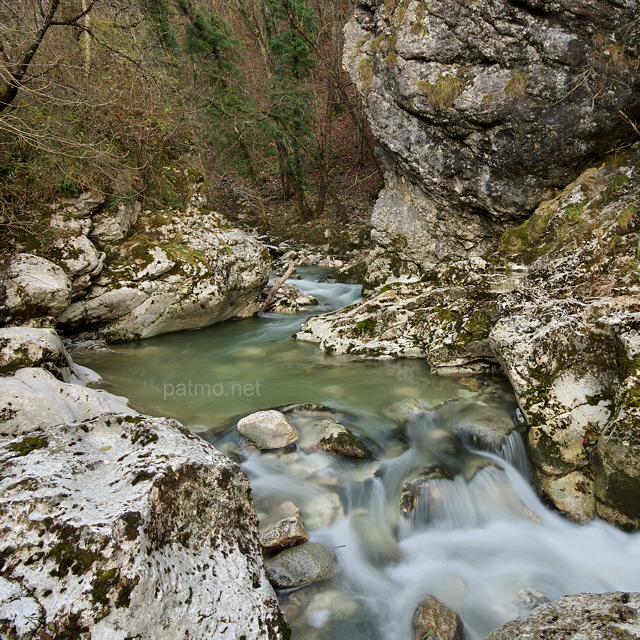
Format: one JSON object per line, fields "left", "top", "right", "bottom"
{"left": 412, "top": 595, "right": 465, "bottom": 640}
{"left": 238, "top": 410, "right": 299, "bottom": 449}
{"left": 265, "top": 541, "right": 337, "bottom": 589}
{"left": 384, "top": 397, "right": 422, "bottom": 424}
{"left": 0, "top": 413, "right": 289, "bottom": 640}
{"left": 485, "top": 592, "right": 640, "bottom": 640}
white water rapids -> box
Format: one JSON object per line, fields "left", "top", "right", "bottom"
{"left": 76, "top": 268, "right": 640, "bottom": 640}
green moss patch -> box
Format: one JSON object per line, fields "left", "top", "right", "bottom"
{"left": 8, "top": 435, "right": 48, "bottom": 457}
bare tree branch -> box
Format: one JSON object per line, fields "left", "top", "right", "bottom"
{"left": 0, "top": 0, "right": 61, "bottom": 112}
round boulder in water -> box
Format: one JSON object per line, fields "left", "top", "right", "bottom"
{"left": 265, "top": 541, "right": 337, "bottom": 589}
{"left": 237, "top": 410, "right": 298, "bottom": 449}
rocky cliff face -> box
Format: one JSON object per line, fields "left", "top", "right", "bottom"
{"left": 344, "top": 0, "right": 640, "bottom": 275}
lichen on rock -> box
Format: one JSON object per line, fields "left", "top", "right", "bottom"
{"left": 0, "top": 412, "right": 289, "bottom": 639}
{"left": 343, "top": 0, "right": 640, "bottom": 275}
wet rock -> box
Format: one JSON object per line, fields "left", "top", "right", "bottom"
{"left": 2, "top": 254, "right": 72, "bottom": 322}
{"left": 315, "top": 421, "right": 373, "bottom": 459}
{"left": 0, "top": 413, "right": 289, "bottom": 640}
{"left": 485, "top": 592, "right": 640, "bottom": 640}
{"left": 514, "top": 588, "right": 551, "bottom": 618}
{"left": 400, "top": 468, "right": 453, "bottom": 519}
{"left": 304, "top": 491, "right": 345, "bottom": 530}
{"left": 260, "top": 512, "right": 309, "bottom": 553}
{"left": 268, "top": 283, "right": 319, "bottom": 314}
{"left": 411, "top": 595, "right": 465, "bottom": 640}
{"left": 237, "top": 410, "right": 298, "bottom": 449}
{"left": 265, "top": 541, "right": 337, "bottom": 589}
{"left": 535, "top": 469, "right": 595, "bottom": 524}
{"left": 452, "top": 411, "right": 517, "bottom": 452}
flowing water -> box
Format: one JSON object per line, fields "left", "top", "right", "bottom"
{"left": 76, "top": 268, "right": 640, "bottom": 640}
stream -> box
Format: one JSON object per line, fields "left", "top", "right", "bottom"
{"left": 76, "top": 268, "right": 640, "bottom": 640}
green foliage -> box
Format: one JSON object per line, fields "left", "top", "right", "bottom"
{"left": 176, "top": 0, "right": 240, "bottom": 65}
{"left": 58, "top": 178, "right": 80, "bottom": 197}
{"left": 139, "top": 0, "right": 180, "bottom": 51}
{"left": 266, "top": 0, "right": 319, "bottom": 80}
{"left": 8, "top": 435, "right": 48, "bottom": 456}
{"left": 0, "top": 0, "right": 380, "bottom": 248}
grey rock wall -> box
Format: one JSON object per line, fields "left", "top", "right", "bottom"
{"left": 344, "top": 0, "right": 640, "bottom": 271}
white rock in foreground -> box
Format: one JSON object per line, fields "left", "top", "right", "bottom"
{"left": 0, "top": 367, "right": 134, "bottom": 437}
{"left": 0, "top": 414, "right": 289, "bottom": 640}
{"left": 0, "top": 327, "right": 76, "bottom": 379}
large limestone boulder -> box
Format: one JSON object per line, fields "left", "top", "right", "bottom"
{"left": 343, "top": 0, "right": 640, "bottom": 274}
{"left": 488, "top": 148, "right": 640, "bottom": 527}
{"left": 1, "top": 254, "right": 72, "bottom": 322}
{"left": 0, "top": 413, "right": 289, "bottom": 640}
{"left": 485, "top": 592, "right": 640, "bottom": 640}
{"left": 0, "top": 368, "right": 135, "bottom": 437}
{"left": 0, "top": 327, "right": 77, "bottom": 379}
{"left": 297, "top": 259, "right": 507, "bottom": 371}
{"left": 57, "top": 202, "right": 270, "bottom": 341}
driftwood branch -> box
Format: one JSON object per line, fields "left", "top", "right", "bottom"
{"left": 261, "top": 260, "right": 296, "bottom": 312}
{"left": 618, "top": 109, "right": 640, "bottom": 138}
